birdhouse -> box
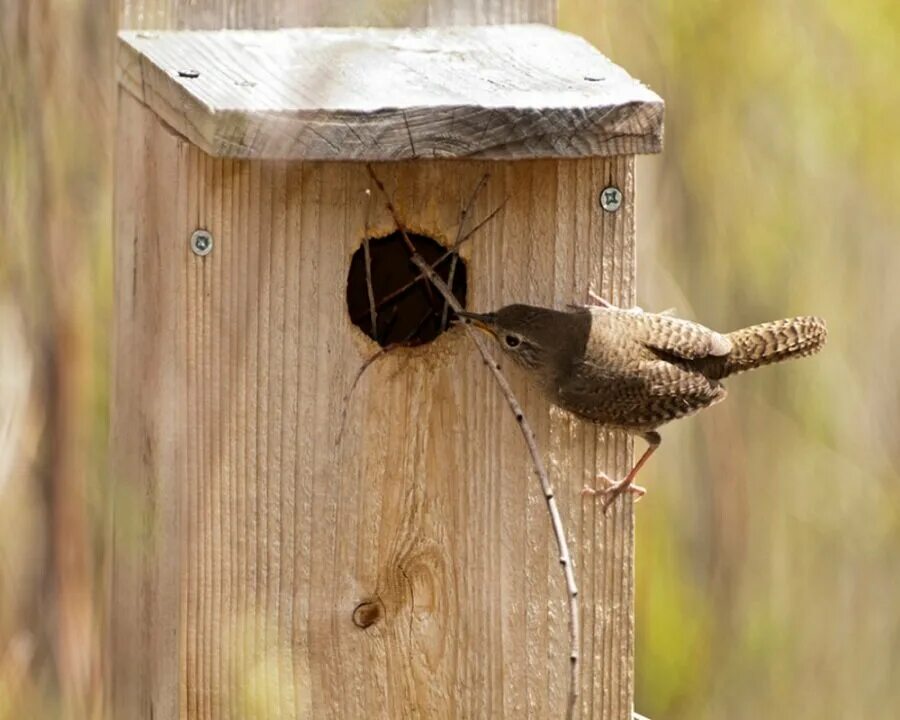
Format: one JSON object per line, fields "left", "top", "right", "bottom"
{"left": 111, "top": 20, "right": 663, "bottom": 720}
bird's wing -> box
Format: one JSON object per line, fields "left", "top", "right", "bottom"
{"left": 559, "top": 356, "right": 727, "bottom": 427}
{"left": 633, "top": 312, "right": 732, "bottom": 360}
{"left": 556, "top": 358, "right": 650, "bottom": 422}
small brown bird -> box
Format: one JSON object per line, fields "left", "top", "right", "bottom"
{"left": 458, "top": 295, "right": 827, "bottom": 509}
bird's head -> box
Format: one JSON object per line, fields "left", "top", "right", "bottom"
{"left": 457, "top": 304, "right": 590, "bottom": 375}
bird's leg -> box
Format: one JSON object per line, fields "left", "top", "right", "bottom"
{"left": 599, "top": 431, "right": 661, "bottom": 512}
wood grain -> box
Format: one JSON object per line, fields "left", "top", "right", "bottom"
{"left": 109, "top": 90, "right": 637, "bottom": 718}
{"left": 117, "top": 25, "right": 663, "bottom": 161}
{"left": 110, "top": 88, "right": 189, "bottom": 720}
{"left": 118, "top": 0, "right": 556, "bottom": 30}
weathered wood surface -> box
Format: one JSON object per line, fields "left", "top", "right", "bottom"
{"left": 119, "top": 0, "right": 556, "bottom": 30}
{"left": 110, "top": 89, "right": 637, "bottom": 719}
{"left": 117, "top": 25, "right": 663, "bottom": 161}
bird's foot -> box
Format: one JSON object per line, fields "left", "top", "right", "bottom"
{"left": 580, "top": 289, "right": 646, "bottom": 314}
{"left": 600, "top": 476, "right": 646, "bottom": 512}
{"left": 581, "top": 471, "right": 613, "bottom": 497}
{"left": 587, "top": 289, "right": 613, "bottom": 307}
{"left": 582, "top": 474, "right": 646, "bottom": 507}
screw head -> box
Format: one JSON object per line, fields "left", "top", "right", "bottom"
{"left": 599, "top": 186, "right": 623, "bottom": 213}
{"left": 190, "top": 229, "right": 213, "bottom": 257}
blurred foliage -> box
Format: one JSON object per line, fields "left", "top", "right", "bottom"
{"left": 1, "top": 1, "right": 113, "bottom": 717}
{"left": 1, "top": 0, "right": 898, "bottom": 718}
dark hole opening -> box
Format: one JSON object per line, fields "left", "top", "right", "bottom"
{"left": 346, "top": 231, "right": 467, "bottom": 348}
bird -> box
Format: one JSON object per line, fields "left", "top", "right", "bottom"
{"left": 457, "top": 293, "right": 827, "bottom": 510}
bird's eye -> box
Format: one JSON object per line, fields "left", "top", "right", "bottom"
{"left": 504, "top": 335, "right": 521, "bottom": 348}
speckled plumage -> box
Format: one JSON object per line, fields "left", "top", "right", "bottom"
{"left": 458, "top": 301, "right": 827, "bottom": 506}
{"left": 462, "top": 303, "right": 826, "bottom": 432}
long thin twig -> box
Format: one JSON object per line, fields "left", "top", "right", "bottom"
{"left": 350, "top": 200, "right": 507, "bottom": 323}
{"left": 350, "top": 247, "right": 455, "bottom": 321}
{"left": 442, "top": 173, "right": 490, "bottom": 329}
{"left": 362, "top": 189, "right": 378, "bottom": 338}
{"left": 365, "top": 164, "right": 580, "bottom": 720}
{"left": 341, "top": 198, "right": 507, "bottom": 438}
{"left": 337, "top": 306, "right": 434, "bottom": 448}
{"left": 336, "top": 346, "right": 392, "bottom": 448}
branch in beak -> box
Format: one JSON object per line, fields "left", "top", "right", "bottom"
{"left": 455, "top": 311, "right": 498, "bottom": 337}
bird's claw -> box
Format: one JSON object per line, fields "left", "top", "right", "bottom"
{"left": 582, "top": 474, "right": 646, "bottom": 510}
{"left": 581, "top": 471, "right": 612, "bottom": 497}
{"left": 587, "top": 289, "right": 613, "bottom": 307}
{"left": 580, "top": 289, "right": 647, "bottom": 314}
{"left": 600, "top": 480, "right": 646, "bottom": 513}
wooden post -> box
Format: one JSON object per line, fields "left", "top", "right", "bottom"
{"left": 111, "top": 6, "right": 663, "bottom": 720}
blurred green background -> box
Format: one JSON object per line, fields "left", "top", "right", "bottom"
{"left": 1, "top": 1, "right": 898, "bottom": 718}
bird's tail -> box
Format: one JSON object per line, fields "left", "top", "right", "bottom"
{"left": 711, "top": 316, "right": 827, "bottom": 379}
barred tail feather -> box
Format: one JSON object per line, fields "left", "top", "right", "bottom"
{"left": 714, "top": 316, "right": 827, "bottom": 379}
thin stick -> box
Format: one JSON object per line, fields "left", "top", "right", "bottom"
{"left": 456, "top": 200, "right": 508, "bottom": 253}
{"left": 366, "top": 164, "right": 580, "bottom": 720}
{"left": 350, "top": 200, "right": 507, "bottom": 323}
{"left": 338, "top": 308, "right": 437, "bottom": 448}
{"left": 377, "top": 305, "right": 399, "bottom": 346}
{"left": 362, "top": 189, "right": 378, "bottom": 338}
{"left": 336, "top": 347, "right": 392, "bottom": 448}
{"left": 442, "top": 173, "right": 490, "bottom": 329}
{"left": 351, "top": 248, "right": 455, "bottom": 321}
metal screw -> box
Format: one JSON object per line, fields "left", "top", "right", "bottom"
{"left": 599, "top": 186, "right": 623, "bottom": 213}
{"left": 190, "top": 229, "right": 213, "bottom": 257}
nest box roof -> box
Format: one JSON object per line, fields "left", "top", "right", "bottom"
{"left": 118, "top": 24, "right": 664, "bottom": 161}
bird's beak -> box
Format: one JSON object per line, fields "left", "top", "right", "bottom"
{"left": 455, "top": 311, "right": 498, "bottom": 337}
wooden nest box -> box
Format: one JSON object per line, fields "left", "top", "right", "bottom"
{"left": 111, "top": 20, "right": 663, "bottom": 720}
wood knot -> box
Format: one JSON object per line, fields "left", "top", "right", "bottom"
{"left": 352, "top": 598, "right": 384, "bottom": 629}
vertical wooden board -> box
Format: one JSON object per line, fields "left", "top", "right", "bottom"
{"left": 118, "top": 0, "right": 555, "bottom": 30}
{"left": 590, "top": 156, "right": 636, "bottom": 720}
{"left": 110, "top": 88, "right": 189, "bottom": 720}
{"left": 112, "top": 93, "right": 635, "bottom": 719}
